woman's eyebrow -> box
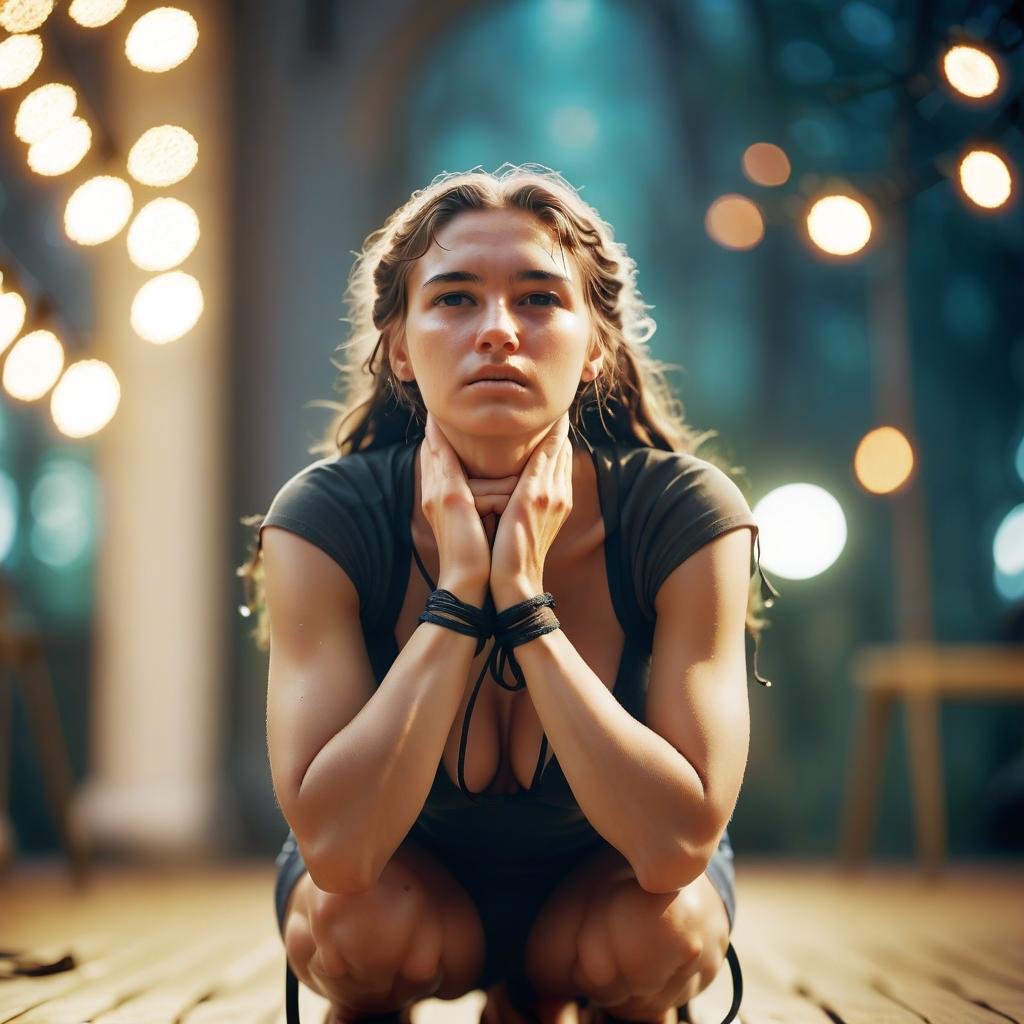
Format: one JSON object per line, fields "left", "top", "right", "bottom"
{"left": 421, "top": 269, "right": 572, "bottom": 289}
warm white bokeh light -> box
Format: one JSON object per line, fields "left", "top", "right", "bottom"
{"left": 127, "top": 197, "right": 200, "bottom": 271}
{"left": 127, "top": 124, "right": 198, "bottom": 186}
{"left": 0, "top": 33, "right": 43, "bottom": 90}
{"left": 15, "top": 82, "right": 76, "bottom": 144}
{"left": 2, "top": 329, "right": 65, "bottom": 401}
{"left": 942, "top": 44, "right": 1000, "bottom": 99}
{"left": 130, "top": 271, "right": 204, "bottom": 344}
{"left": 68, "top": 0, "right": 127, "bottom": 27}
{"left": 27, "top": 115, "right": 92, "bottom": 176}
{"left": 752, "top": 483, "right": 847, "bottom": 581}
{"left": 854, "top": 426, "right": 915, "bottom": 495}
{"left": 742, "top": 142, "right": 791, "bottom": 186}
{"left": 0, "top": 0, "right": 54, "bottom": 32}
{"left": 50, "top": 359, "right": 121, "bottom": 438}
{"left": 64, "top": 175, "right": 134, "bottom": 245}
{"left": 125, "top": 7, "right": 198, "bottom": 72}
{"left": 806, "top": 194, "right": 872, "bottom": 256}
{"left": 0, "top": 291, "right": 28, "bottom": 356}
{"left": 958, "top": 149, "right": 1013, "bottom": 209}
{"left": 704, "top": 194, "right": 765, "bottom": 250}
{"left": 994, "top": 504, "right": 1024, "bottom": 601}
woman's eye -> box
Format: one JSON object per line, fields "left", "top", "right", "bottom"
{"left": 433, "top": 292, "right": 561, "bottom": 307}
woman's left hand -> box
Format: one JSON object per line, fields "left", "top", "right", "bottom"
{"left": 489, "top": 412, "right": 574, "bottom": 601}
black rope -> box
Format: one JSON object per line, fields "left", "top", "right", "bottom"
{"left": 419, "top": 587, "right": 561, "bottom": 800}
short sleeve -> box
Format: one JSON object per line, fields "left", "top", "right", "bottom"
{"left": 624, "top": 450, "right": 760, "bottom": 622}
{"left": 258, "top": 454, "right": 389, "bottom": 626}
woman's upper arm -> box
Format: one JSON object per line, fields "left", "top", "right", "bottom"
{"left": 261, "top": 524, "right": 378, "bottom": 827}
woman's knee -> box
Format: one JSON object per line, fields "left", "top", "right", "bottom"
{"left": 283, "top": 840, "right": 485, "bottom": 1007}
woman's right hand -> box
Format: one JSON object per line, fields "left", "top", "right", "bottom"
{"left": 420, "top": 413, "right": 493, "bottom": 591}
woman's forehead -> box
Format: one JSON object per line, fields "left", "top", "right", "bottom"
{"left": 413, "top": 209, "right": 575, "bottom": 284}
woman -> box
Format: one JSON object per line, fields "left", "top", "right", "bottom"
{"left": 239, "top": 164, "right": 778, "bottom": 1024}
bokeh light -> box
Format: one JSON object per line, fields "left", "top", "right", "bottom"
{"left": 742, "top": 142, "right": 791, "bottom": 186}
{"left": 127, "top": 198, "right": 200, "bottom": 271}
{"left": 2, "top": 329, "right": 65, "bottom": 400}
{"left": 0, "top": 33, "right": 43, "bottom": 90}
{"left": 130, "top": 271, "right": 204, "bottom": 343}
{"left": 753, "top": 483, "right": 848, "bottom": 580}
{"left": 0, "top": 470, "right": 18, "bottom": 565}
{"left": 68, "top": 0, "right": 127, "bottom": 27}
{"left": 64, "top": 175, "right": 134, "bottom": 245}
{"left": 958, "top": 149, "right": 1013, "bottom": 209}
{"left": 124, "top": 7, "right": 199, "bottom": 72}
{"left": 15, "top": 82, "right": 76, "bottom": 144}
{"left": 0, "top": 291, "right": 28, "bottom": 356}
{"left": 806, "top": 194, "right": 872, "bottom": 256}
{"left": 0, "top": 0, "right": 54, "bottom": 32}
{"left": 50, "top": 359, "right": 121, "bottom": 438}
{"left": 127, "top": 124, "right": 198, "bottom": 186}
{"left": 993, "top": 504, "right": 1024, "bottom": 601}
{"left": 705, "top": 194, "right": 764, "bottom": 250}
{"left": 29, "top": 459, "right": 96, "bottom": 568}
{"left": 942, "top": 44, "right": 1000, "bottom": 100}
{"left": 27, "top": 115, "right": 92, "bottom": 176}
{"left": 854, "top": 426, "right": 914, "bottom": 495}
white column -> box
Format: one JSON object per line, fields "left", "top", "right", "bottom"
{"left": 74, "top": 1, "right": 237, "bottom": 858}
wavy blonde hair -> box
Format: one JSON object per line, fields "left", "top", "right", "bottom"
{"left": 238, "top": 162, "right": 773, "bottom": 662}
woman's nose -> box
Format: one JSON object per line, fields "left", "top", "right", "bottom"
{"left": 474, "top": 300, "right": 520, "bottom": 349}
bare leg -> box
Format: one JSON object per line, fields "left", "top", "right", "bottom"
{"left": 282, "top": 838, "right": 487, "bottom": 1021}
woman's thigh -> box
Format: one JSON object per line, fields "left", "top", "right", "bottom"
{"left": 273, "top": 828, "right": 487, "bottom": 1002}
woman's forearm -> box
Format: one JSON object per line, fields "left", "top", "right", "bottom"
{"left": 293, "top": 578, "right": 486, "bottom": 895}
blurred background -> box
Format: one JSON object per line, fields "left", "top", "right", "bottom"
{"left": 1, "top": 0, "right": 1022, "bottom": 878}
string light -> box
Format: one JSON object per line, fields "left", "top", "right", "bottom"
{"left": 941, "top": 44, "right": 1001, "bottom": 100}
{"left": 854, "top": 427, "right": 915, "bottom": 495}
{"left": 64, "top": 175, "right": 134, "bottom": 245}
{"left": 958, "top": 149, "right": 1013, "bottom": 209}
{"left": 0, "top": 290, "right": 27, "bottom": 356}
{"left": 806, "top": 194, "right": 872, "bottom": 256}
{"left": 68, "top": 0, "right": 127, "bottom": 28}
{"left": 130, "top": 271, "right": 203, "bottom": 344}
{"left": 0, "top": 0, "right": 54, "bottom": 33}
{"left": 15, "top": 82, "right": 77, "bottom": 144}
{"left": 50, "top": 359, "right": 121, "bottom": 438}
{"left": 704, "top": 194, "right": 765, "bottom": 250}
{"left": 126, "top": 197, "right": 200, "bottom": 271}
{"left": 127, "top": 124, "right": 198, "bottom": 186}
{"left": 27, "top": 116, "right": 92, "bottom": 176}
{"left": 742, "top": 142, "right": 791, "bottom": 186}
{"left": 0, "top": 33, "right": 43, "bottom": 90}
{"left": 125, "top": 7, "right": 198, "bottom": 72}
{"left": 2, "top": 329, "right": 64, "bottom": 401}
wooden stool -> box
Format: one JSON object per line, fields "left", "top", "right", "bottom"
{"left": 0, "top": 591, "right": 92, "bottom": 885}
{"left": 838, "top": 643, "right": 1024, "bottom": 875}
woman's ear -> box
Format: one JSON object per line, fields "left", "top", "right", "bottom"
{"left": 388, "top": 328, "right": 415, "bottom": 383}
{"left": 580, "top": 337, "right": 604, "bottom": 384}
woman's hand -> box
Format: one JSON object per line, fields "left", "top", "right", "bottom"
{"left": 489, "top": 412, "right": 573, "bottom": 603}
{"left": 420, "top": 413, "right": 493, "bottom": 589}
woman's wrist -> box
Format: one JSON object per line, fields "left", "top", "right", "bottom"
{"left": 436, "top": 575, "right": 488, "bottom": 608}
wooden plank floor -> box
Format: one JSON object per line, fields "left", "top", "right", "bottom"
{"left": 1, "top": 859, "right": 1022, "bottom": 1023}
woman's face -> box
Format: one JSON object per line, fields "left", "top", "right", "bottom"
{"left": 392, "top": 207, "right": 602, "bottom": 443}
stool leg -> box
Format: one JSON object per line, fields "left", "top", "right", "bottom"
{"left": 0, "top": 668, "right": 13, "bottom": 874}
{"left": 839, "top": 691, "right": 894, "bottom": 868}
{"left": 18, "top": 645, "right": 91, "bottom": 886}
{"left": 904, "top": 694, "right": 945, "bottom": 877}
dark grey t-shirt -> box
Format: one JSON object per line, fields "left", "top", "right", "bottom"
{"left": 259, "top": 436, "right": 776, "bottom": 870}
